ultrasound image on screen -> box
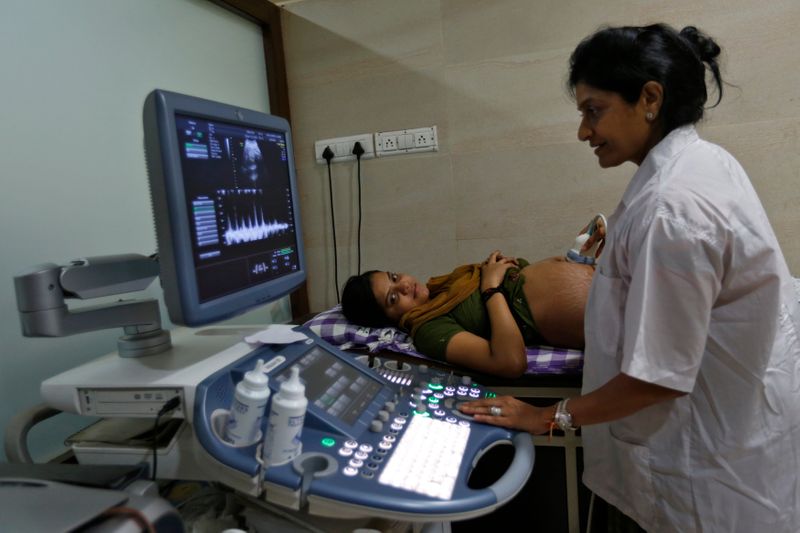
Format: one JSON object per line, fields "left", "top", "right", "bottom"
{"left": 175, "top": 114, "right": 300, "bottom": 303}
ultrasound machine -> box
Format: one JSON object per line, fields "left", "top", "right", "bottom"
{"left": 11, "top": 90, "right": 534, "bottom": 530}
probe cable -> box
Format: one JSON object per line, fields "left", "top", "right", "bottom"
{"left": 151, "top": 396, "right": 180, "bottom": 482}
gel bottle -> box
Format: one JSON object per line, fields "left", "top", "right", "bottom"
{"left": 224, "top": 359, "right": 270, "bottom": 446}
{"left": 262, "top": 365, "right": 308, "bottom": 466}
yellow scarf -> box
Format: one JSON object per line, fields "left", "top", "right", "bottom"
{"left": 399, "top": 263, "right": 481, "bottom": 336}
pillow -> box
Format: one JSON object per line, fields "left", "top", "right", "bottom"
{"left": 303, "top": 305, "right": 582, "bottom": 375}
{"left": 303, "top": 305, "right": 421, "bottom": 356}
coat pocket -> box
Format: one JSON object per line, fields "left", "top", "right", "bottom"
{"left": 585, "top": 269, "right": 626, "bottom": 360}
{"left": 606, "top": 430, "right": 657, "bottom": 526}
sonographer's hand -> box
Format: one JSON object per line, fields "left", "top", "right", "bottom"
{"left": 579, "top": 214, "right": 607, "bottom": 258}
{"left": 459, "top": 395, "right": 555, "bottom": 435}
{"left": 480, "top": 250, "right": 518, "bottom": 290}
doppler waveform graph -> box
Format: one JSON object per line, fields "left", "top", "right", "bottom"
{"left": 222, "top": 202, "right": 291, "bottom": 246}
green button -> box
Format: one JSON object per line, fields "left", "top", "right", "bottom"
{"left": 321, "top": 437, "right": 336, "bottom": 447}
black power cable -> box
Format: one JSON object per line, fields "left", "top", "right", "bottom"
{"left": 352, "top": 141, "right": 365, "bottom": 274}
{"left": 322, "top": 146, "right": 340, "bottom": 302}
{"left": 151, "top": 396, "right": 181, "bottom": 482}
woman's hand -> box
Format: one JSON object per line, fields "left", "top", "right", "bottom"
{"left": 458, "top": 395, "right": 555, "bottom": 435}
{"left": 480, "top": 250, "right": 518, "bottom": 290}
{"left": 578, "top": 214, "right": 607, "bottom": 258}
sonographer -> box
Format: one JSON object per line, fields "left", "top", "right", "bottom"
{"left": 460, "top": 23, "right": 800, "bottom": 532}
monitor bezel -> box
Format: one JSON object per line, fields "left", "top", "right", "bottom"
{"left": 143, "top": 89, "right": 305, "bottom": 327}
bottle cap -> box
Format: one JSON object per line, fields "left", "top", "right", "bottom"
{"left": 279, "top": 366, "right": 305, "bottom": 400}
{"left": 243, "top": 359, "right": 269, "bottom": 390}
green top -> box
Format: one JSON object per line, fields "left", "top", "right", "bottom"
{"left": 412, "top": 258, "right": 542, "bottom": 361}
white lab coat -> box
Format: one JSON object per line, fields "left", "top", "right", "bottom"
{"left": 581, "top": 126, "right": 800, "bottom": 532}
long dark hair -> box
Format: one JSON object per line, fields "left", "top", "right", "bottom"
{"left": 341, "top": 271, "right": 394, "bottom": 328}
{"left": 568, "top": 24, "right": 723, "bottom": 134}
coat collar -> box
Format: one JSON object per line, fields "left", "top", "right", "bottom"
{"left": 620, "top": 125, "right": 699, "bottom": 208}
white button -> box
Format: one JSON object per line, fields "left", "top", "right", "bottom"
{"left": 338, "top": 447, "right": 354, "bottom": 457}
{"left": 359, "top": 444, "right": 374, "bottom": 453}
{"left": 343, "top": 466, "right": 358, "bottom": 477}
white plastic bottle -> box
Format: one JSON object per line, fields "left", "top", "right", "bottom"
{"left": 262, "top": 365, "right": 308, "bottom": 466}
{"left": 224, "top": 359, "right": 270, "bottom": 446}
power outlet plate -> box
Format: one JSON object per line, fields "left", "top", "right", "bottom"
{"left": 314, "top": 133, "right": 375, "bottom": 164}
{"left": 375, "top": 126, "right": 438, "bottom": 157}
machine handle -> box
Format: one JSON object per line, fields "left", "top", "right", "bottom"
{"left": 4, "top": 403, "right": 62, "bottom": 463}
{"left": 485, "top": 432, "right": 534, "bottom": 504}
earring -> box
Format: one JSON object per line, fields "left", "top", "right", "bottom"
{"left": 646, "top": 112, "right": 655, "bottom": 121}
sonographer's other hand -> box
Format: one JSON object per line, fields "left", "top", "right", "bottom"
{"left": 459, "top": 395, "right": 554, "bottom": 435}
{"left": 579, "top": 214, "right": 606, "bottom": 258}
{"left": 480, "top": 250, "right": 517, "bottom": 290}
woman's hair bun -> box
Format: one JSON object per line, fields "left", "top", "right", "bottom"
{"left": 680, "top": 25, "right": 721, "bottom": 62}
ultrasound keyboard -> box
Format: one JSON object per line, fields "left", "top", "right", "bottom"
{"left": 192, "top": 328, "right": 534, "bottom": 522}
{"left": 379, "top": 415, "right": 470, "bottom": 500}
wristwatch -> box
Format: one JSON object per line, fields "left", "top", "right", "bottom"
{"left": 481, "top": 286, "right": 503, "bottom": 304}
{"left": 554, "top": 399, "right": 578, "bottom": 431}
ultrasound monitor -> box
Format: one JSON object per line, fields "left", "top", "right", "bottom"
{"left": 143, "top": 89, "right": 305, "bottom": 326}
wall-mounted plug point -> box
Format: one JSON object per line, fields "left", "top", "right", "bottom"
{"left": 314, "top": 134, "right": 375, "bottom": 164}
{"left": 376, "top": 126, "right": 438, "bottom": 157}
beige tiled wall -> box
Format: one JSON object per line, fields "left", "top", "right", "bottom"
{"left": 280, "top": 0, "right": 800, "bottom": 312}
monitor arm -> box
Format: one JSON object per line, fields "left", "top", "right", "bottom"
{"left": 13, "top": 254, "right": 171, "bottom": 357}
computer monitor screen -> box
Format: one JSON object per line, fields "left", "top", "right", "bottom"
{"left": 143, "top": 89, "right": 305, "bottom": 326}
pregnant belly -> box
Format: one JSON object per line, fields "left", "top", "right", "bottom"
{"left": 521, "top": 257, "right": 594, "bottom": 349}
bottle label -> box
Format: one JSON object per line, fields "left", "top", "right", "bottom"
{"left": 232, "top": 399, "right": 249, "bottom": 414}
{"left": 263, "top": 412, "right": 306, "bottom": 465}
{"left": 225, "top": 398, "right": 267, "bottom": 445}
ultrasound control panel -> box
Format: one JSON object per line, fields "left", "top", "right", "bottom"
{"left": 192, "top": 328, "right": 534, "bottom": 522}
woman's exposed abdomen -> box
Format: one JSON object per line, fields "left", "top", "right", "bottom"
{"left": 521, "top": 257, "right": 594, "bottom": 349}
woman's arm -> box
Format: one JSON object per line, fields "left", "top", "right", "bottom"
{"left": 444, "top": 301, "right": 527, "bottom": 378}
{"left": 444, "top": 251, "right": 527, "bottom": 378}
{"left": 460, "top": 372, "right": 685, "bottom": 433}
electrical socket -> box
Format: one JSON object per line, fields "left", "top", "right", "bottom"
{"left": 414, "top": 126, "right": 437, "bottom": 147}
{"left": 381, "top": 135, "right": 397, "bottom": 151}
{"left": 314, "top": 133, "right": 375, "bottom": 164}
{"left": 376, "top": 126, "right": 438, "bottom": 157}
